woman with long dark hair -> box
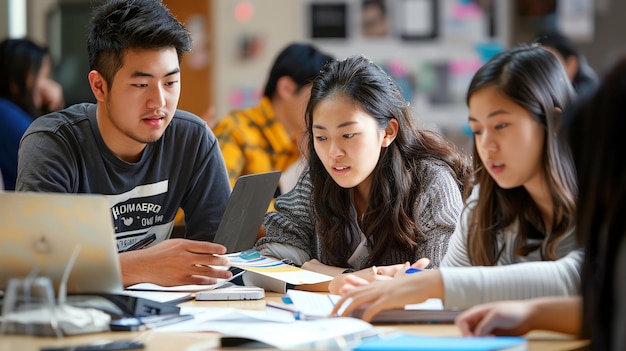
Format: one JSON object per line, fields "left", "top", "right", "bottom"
{"left": 256, "top": 55, "right": 469, "bottom": 291}
{"left": 455, "top": 56, "right": 626, "bottom": 351}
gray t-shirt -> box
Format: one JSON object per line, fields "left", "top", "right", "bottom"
{"left": 17, "top": 103, "right": 231, "bottom": 251}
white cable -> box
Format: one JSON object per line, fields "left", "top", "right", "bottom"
{"left": 58, "top": 245, "right": 81, "bottom": 306}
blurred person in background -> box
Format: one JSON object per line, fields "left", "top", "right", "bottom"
{"left": 534, "top": 32, "right": 599, "bottom": 99}
{"left": 0, "top": 38, "right": 64, "bottom": 190}
{"left": 213, "top": 43, "right": 334, "bottom": 198}
{"left": 361, "top": 0, "right": 389, "bottom": 37}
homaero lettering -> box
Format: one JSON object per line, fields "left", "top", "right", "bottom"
{"left": 111, "top": 203, "right": 162, "bottom": 219}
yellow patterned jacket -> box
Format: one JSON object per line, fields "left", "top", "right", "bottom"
{"left": 212, "top": 97, "right": 300, "bottom": 192}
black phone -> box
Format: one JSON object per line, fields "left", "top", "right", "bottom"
{"left": 120, "top": 233, "right": 157, "bottom": 253}
{"left": 40, "top": 340, "right": 144, "bottom": 351}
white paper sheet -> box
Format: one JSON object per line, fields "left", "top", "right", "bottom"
{"left": 155, "top": 307, "right": 374, "bottom": 350}
{"left": 152, "top": 306, "right": 296, "bottom": 332}
{"left": 125, "top": 280, "right": 229, "bottom": 292}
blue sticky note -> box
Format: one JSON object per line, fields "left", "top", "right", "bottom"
{"left": 354, "top": 334, "right": 526, "bottom": 351}
{"left": 281, "top": 296, "right": 294, "bottom": 305}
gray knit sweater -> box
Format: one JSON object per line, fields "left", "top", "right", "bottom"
{"left": 255, "top": 158, "right": 463, "bottom": 269}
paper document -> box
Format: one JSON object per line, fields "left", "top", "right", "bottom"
{"left": 152, "top": 306, "right": 296, "bottom": 333}
{"left": 125, "top": 280, "right": 230, "bottom": 292}
{"left": 217, "top": 318, "right": 376, "bottom": 350}
{"left": 160, "top": 312, "right": 375, "bottom": 350}
{"left": 223, "top": 252, "right": 333, "bottom": 293}
{"left": 286, "top": 290, "right": 461, "bottom": 323}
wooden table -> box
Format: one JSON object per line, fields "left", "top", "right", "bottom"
{"left": 0, "top": 293, "right": 589, "bottom": 351}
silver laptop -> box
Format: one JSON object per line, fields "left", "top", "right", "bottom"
{"left": 213, "top": 171, "right": 281, "bottom": 253}
{"left": 0, "top": 192, "right": 123, "bottom": 294}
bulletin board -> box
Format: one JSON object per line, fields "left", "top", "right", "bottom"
{"left": 303, "top": 0, "right": 509, "bottom": 143}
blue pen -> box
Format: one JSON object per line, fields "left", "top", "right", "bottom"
{"left": 405, "top": 267, "right": 422, "bottom": 274}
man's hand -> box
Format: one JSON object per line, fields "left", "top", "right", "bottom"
{"left": 119, "top": 238, "right": 233, "bottom": 287}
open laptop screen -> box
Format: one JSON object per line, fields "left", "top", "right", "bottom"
{"left": 0, "top": 192, "right": 123, "bottom": 294}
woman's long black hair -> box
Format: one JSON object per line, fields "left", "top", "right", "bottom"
{"left": 305, "top": 55, "right": 469, "bottom": 268}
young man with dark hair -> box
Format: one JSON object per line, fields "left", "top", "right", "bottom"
{"left": 17, "top": 0, "right": 233, "bottom": 287}
{"left": 213, "top": 43, "right": 334, "bottom": 195}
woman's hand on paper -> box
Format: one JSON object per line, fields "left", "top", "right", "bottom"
{"left": 330, "top": 269, "right": 444, "bottom": 322}
{"left": 328, "top": 258, "right": 430, "bottom": 294}
{"left": 120, "top": 238, "right": 233, "bottom": 287}
{"left": 379, "top": 258, "right": 431, "bottom": 278}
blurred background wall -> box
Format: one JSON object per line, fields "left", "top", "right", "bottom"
{"left": 1, "top": 0, "right": 623, "bottom": 154}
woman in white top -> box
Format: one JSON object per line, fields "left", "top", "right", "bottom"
{"left": 456, "top": 55, "right": 626, "bottom": 351}
{"left": 332, "top": 44, "right": 580, "bottom": 320}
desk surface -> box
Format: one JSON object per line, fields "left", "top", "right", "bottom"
{"left": 0, "top": 293, "right": 589, "bottom": 351}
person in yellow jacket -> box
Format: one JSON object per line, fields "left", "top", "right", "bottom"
{"left": 213, "top": 43, "right": 334, "bottom": 200}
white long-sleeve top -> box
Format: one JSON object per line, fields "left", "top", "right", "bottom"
{"left": 439, "top": 187, "right": 583, "bottom": 309}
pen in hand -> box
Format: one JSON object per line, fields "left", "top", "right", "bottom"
{"left": 120, "top": 233, "right": 157, "bottom": 253}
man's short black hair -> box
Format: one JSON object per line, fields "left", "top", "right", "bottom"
{"left": 533, "top": 31, "right": 578, "bottom": 59}
{"left": 87, "top": 0, "right": 192, "bottom": 86}
{"left": 263, "top": 43, "right": 334, "bottom": 98}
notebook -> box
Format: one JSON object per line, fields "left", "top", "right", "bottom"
{"left": 0, "top": 191, "right": 123, "bottom": 294}
{"left": 212, "top": 171, "right": 281, "bottom": 253}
